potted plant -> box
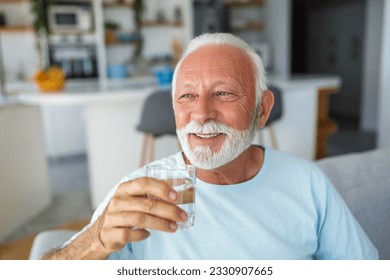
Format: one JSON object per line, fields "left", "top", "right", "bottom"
{"left": 133, "top": 0, "right": 144, "bottom": 58}
{"left": 131, "top": 0, "right": 150, "bottom": 75}
{"left": 104, "top": 21, "right": 120, "bottom": 45}
{"left": 31, "top": 0, "right": 55, "bottom": 69}
{"left": 31, "top": 0, "right": 66, "bottom": 92}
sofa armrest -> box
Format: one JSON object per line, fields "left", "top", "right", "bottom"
{"left": 29, "top": 230, "right": 78, "bottom": 260}
{"left": 317, "top": 149, "right": 390, "bottom": 260}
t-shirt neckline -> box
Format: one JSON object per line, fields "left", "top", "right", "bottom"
{"left": 176, "top": 145, "right": 271, "bottom": 193}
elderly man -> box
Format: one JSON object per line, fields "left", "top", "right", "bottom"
{"left": 44, "top": 33, "right": 377, "bottom": 260}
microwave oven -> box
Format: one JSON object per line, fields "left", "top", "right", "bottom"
{"left": 48, "top": 5, "right": 93, "bottom": 33}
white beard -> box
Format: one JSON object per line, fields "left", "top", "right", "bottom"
{"left": 177, "top": 111, "right": 258, "bottom": 170}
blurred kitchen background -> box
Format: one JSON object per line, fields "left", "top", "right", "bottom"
{"left": 0, "top": 0, "right": 389, "bottom": 248}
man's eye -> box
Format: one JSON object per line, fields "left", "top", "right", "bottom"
{"left": 215, "top": 92, "right": 237, "bottom": 101}
{"left": 180, "top": 94, "right": 194, "bottom": 99}
{"left": 178, "top": 94, "right": 196, "bottom": 102}
{"left": 217, "top": 92, "right": 229, "bottom": 96}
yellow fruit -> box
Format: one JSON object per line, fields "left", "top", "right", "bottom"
{"left": 34, "top": 67, "right": 66, "bottom": 92}
{"left": 34, "top": 70, "right": 49, "bottom": 81}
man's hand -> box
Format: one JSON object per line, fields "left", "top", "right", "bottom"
{"left": 44, "top": 177, "right": 187, "bottom": 260}
{"left": 97, "top": 177, "right": 188, "bottom": 254}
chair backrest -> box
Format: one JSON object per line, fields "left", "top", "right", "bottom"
{"left": 136, "top": 88, "right": 177, "bottom": 137}
{"left": 266, "top": 85, "right": 283, "bottom": 125}
{"left": 29, "top": 230, "right": 78, "bottom": 259}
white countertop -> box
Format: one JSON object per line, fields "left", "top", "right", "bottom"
{"left": 0, "top": 95, "right": 21, "bottom": 107}
{"left": 9, "top": 74, "right": 341, "bottom": 107}
{"left": 268, "top": 74, "right": 342, "bottom": 90}
{"left": 13, "top": 76, "right": 159, "bottom": 106}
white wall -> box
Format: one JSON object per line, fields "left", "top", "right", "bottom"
{"left": 0, "top": 1, "right": 40, "bottom": 82}
{"left": 377, "top": 0, "right": 390, "bottom": 148}
{"left": 0, "top": 2, "right": 34, "bottom": 26}
{"left": 264, "top": 0, "right": 291, "bottom": 78}
{"left": 361, "top": 0, "right": 384, "bottom": 132}
{"left": 0, "top": 32, "right": 40, "bottom": 83}
{"left": 361, "top": 0, "right": 390, "bottom": 147}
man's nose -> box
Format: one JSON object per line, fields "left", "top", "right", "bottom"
{"left": 191, "top": 95, "right": 218, "bottom": 124}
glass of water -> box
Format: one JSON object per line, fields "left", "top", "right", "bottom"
{"left": 146, "top": 164, "right": 196, "bottom": 230}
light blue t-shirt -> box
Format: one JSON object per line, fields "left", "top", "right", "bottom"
{"left": 83, "top": 146, "right": 378, "bottom": 260}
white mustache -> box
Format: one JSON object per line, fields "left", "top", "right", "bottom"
{"left": 178, "top": 120, "right": 237, "bottom": 135}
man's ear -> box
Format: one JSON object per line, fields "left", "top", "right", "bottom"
{"left": 257, "top": 90, "right": 274, "bottom": 129}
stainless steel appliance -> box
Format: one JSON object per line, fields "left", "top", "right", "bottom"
{"left": 48, "top": 38, "right": 98, "bottom": 79}
{"left": 48, "top": 2, "right": 93, "bottom": 34}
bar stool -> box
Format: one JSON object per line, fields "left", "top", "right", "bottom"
{"left": 136, "top": 88, "right": 177, "bottom": 167}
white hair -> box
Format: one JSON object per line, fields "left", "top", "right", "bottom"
{"left": 171, "top": 33, "right": 267, "bottom": 105}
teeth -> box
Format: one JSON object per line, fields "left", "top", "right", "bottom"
{"left": 195, "top": 133, "right": 220, "bottom": 139}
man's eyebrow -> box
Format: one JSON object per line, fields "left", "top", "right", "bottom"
{"left": 179, "top": 80, "right": 199, "bottom": 88}
{"left": 214, "top": 79, "right": 242, "bottom": 89}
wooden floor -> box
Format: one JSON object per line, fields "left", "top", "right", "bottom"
{"left": 0, "top": 219, "right": 89, "bottom": 260}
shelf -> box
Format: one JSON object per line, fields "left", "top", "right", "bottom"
{"left": 0, "top": 0, "right": 31, "bottom": 3}
{"left": 106, "top": 41, "right": 137, "bottom": 47}
{"left": 0, "top": 26, "right": 33, "bottom": 32}
{"left": 141, "top": 21, "right": 183, "bottom": 28}
{"left": 231, "top": 22, "right": 265, "bottom": 32}
{"left": 224, "top": 0, "right": 266, "bottom": 7}
{"left": 49, "top": 30, "right": 96, "bottom": 36}
{"left": 103, "top": 2, "right": 134, "bottom": 8}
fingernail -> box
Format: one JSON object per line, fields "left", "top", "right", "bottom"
{"left": 169, "top": 191, "right": 177, "bottom": 201}
{"left": 180, "top": 211, "right": 188, "bottom": 221}
{"left": 170, "top": 222, "right": 177, "bottom": 231}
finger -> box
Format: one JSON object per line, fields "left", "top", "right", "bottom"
{"left": 107, "top": 211, "right": 179, "bottom": 232}
{"left": 109, "top": 196, "right": 187, "bottom": 222}
{"left": 119, "top": 177, "right": 178, "bottom": 203}
{"left": 125, "top": 228, "right": 150, "bottom": 242}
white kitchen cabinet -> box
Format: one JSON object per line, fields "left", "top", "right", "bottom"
{"left": 41, "top": 105, "right": 87, "bottom": 158}
{"left": 0, "top": 103, "right": 51, "bottom": 240}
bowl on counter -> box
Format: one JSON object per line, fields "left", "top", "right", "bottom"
{"left": 153, "top": 65, "right": 173, "bottom": 87}
{"left": 107, "top": 64, "right": 128, "bottom": 79}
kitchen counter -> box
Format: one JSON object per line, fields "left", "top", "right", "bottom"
{"left": 0, "top": 103, "right": 50, "bottom": 240}
{"left": 14, "top": 76, "right": 158, "bottom": 106}
{"left": 9, "top": 74, "right": 341, "bottom": 208}
{"left": 269, "top": 74, "right": 341, "bottom": 89}
{"left": 269, "top": 74, "right": 342, "bottom": 159}
{"left": 0, "top": 95, "right": 19, "bottom": 107}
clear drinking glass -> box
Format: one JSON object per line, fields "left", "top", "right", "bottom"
{"left": 146, "top": 164, "right": 196, "bottom": 229}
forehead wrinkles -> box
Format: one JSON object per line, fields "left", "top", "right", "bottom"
{"left": 177, "top": 67, "right": 244, "bottom": 91}
{"left": 180, "top": 48, "right": 242, "bottom": 71}
{"left": 175, "top": 45, "right": 256, "bottom": 100}
{"left": 178, "top": 54, "right": 249, "bottom": 84}
{"left": 192, "top": 45, "right": 250, "bottom": 67}
{"left": 183, "top": 54, "right": 240, "bottom": 67}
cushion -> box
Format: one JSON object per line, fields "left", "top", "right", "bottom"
{"left": 317, "top": 149, "right": 390, "bottom": 259}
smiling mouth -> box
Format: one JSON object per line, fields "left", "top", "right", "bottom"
{"left": 192, "top": 133, "right": 223, "bottom": 139}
